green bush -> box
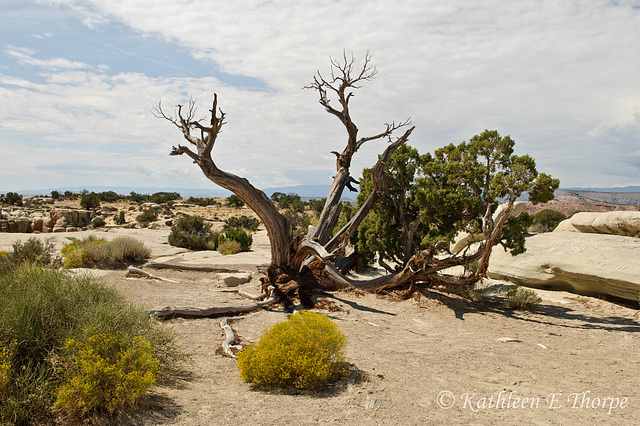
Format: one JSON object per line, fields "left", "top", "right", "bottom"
{"left": 219, "top": 227, "right": 252, "bottom": 252}
{"left": 97, "top": 191, "right": 123, "bottom": 202}
{"left": 217, "top": 239, "right": 242, "bottom": 255}
{"left": 91, "top": 216, "right": 106, "bottom": 228}
{"left": 0, "top": 265, "right": 180, "bottom": 423}
{"left": 506, "top": 286, "right": 542, "bottom": 310}
{"left": 80, "top": 192, "right": 100, "bottom": 209}
{"left": 114, "top": 211, "right": 127, "bottom": 225}
{"left": 226, "top": 194, "right": 245, "bottom": 208}
{"left": 237, "top": 311, "right": 349, "bottom": 390}
{"left": 533, "top": 209, "right": 566, "bottom": 232}
{"left": 136, "top": 208, "right": 158, "bottom": 225}
{"left": 1, "top": 192, "right": 23, "bottom": 206}
{"left": 55, "top": 329, "right": 159, "bottom": 416}
{"left": 0, "top": 238, "right": 60, "bottom": 272}
{"left": 168, "top": 216, "right": 219, "bottom": 251}
{"left": 186, "top": 196, "right": 219, "bottom": 206}
{"left": 61, "top": 236, "right": 151, "bottom": 268}
{"left": 149, "top": 192, "right": 181, "bottom": 204}
{"left": 224, "top": 215, "right": 260, "bottom": 232}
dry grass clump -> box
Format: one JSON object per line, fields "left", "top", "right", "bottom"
{"left": 506, "top": 286, "right": 542, "bottom": 310}
{"left": 61, "top": 236, "right": 151, "bottom": 268}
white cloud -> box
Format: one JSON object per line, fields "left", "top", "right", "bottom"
{"left": 3, "top": 0, "right": 640, "bottom": 191}
{"left": 6, "top": 46, "right": 91, "bottom": 71}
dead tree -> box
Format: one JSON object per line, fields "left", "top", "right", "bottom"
{"left": 153, "top": 52, "right": 556, "bottom": 313}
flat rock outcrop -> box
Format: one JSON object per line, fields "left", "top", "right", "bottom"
{"left": 0, "top": 208, "right": 92, "bottom": 233}
{"left": 555, "top": 211, "right": 640, "bottom": 237}
{"left": 488, "top": 232, "right": 640, "bottom": 302}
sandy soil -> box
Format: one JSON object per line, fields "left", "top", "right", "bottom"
{"left": 1, "top": 228, "right": 639, "bottom": 425}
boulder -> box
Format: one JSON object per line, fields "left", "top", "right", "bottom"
{"left": 217, "top": 272, "right": 252, "bottom": 287}
{"left": 559, "top": 211, "right": 640, "bottom": 237}
{"left": 15, "top": 218, "right": 30, "bottom": 233}
{"left": 488, "top": 232, "right": 640, "bottom": 302}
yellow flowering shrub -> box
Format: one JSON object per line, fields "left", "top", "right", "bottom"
{"left": 0, "top": 341, "right": 14, "bottom": 396}
{"left": 55, "top": 329, "right": 159, "bottom": 415}
{"left": 237, "top": 311, "right": 348, "bottom": 390}
{"left": 60, "top": 238, "right": 98, "bottom": 268}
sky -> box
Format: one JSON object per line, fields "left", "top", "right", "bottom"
{"left": 1, "top": 0, "right": 640, "bottom": 194}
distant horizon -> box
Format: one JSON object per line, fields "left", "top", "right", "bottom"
{"left": 3, "top": 184, "right": 640, "bottom": 199}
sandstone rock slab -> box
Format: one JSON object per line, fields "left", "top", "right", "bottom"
{"left": 488, "top": 232, "right": 640, "bottom": 302}
{"left": 559, "top": 211, "right": 640, "bottom": 237}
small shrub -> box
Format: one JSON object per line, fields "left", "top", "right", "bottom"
{"left": 1, "top": 192, "right": 23, "bottom": 206}
{"left": 149, "top": 192, "right": 181, "bottom": 204}
{"left": 237, "top": 311, "right": 349, "bottom": 390}
{"left": 533, "top": 209, "right": 566, "bottom": 233}
{"left": 136, "top": 208, "right": 158, "bottom": 225}
{"left": 186, "top": 196, "right": 219, "bottom": 206}
{"left": 91, "top": 216, "right": 106, "bottom": 228}
{"left": 219, "top": 227, "right": 252, "bottom": 252}
{"left": 97, "top": 191, "right": 122, "bottom": 202}
{"left": 55, "top": 329, "right": 159, "bottom": 416}
{"left": 225, "top": 215, "right": 260, "bottom": 232}
{"left": 454, "top": 282, "right": 489, "bottom": 303}
{"left": 0, "top": 238, "right": 59, "bottom": 272}
{"left": 80, "top": 192, "right": 100, "bottom": 209}
{"left": 168, "top": 216, "right": 219, "bottom": 251}
{"left": 61, "top": 236, "right": 103, "bottom": 268}
{"left": 506, "top": 286, "right": 542, "bottom": 310}
{"left": 226, "top": 194, "right": 244, "bottom": 208}
{"left": 217, "top": 239, "right": 242, "bottom": 255}
{"left": 61, "top": 236, "right": 150, "bottom": 268}
{"left": 114, "top": 211, "right": 126, "bottom": 225}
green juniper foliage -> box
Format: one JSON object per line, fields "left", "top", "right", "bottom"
{"left": 355, "top": 130, "right": 559, "bottom": 269}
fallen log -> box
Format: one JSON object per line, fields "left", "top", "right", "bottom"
{"left": 143, "top": 262, "right": 246, "bottom": 273}
{"left": 149, "top": 286, "right": 278, "bottom": 319}
{"left": 215, "top": 288, "right": 268, "bottom": 300}
{"left": 126, "top": 266, "right": 180, "bottom": 283}
{"left": 219, "top": 313, "right": 257, "bottom": 358}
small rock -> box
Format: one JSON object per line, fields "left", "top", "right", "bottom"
{"left": 217, "top": 272, "right": 252, "bottom": 287}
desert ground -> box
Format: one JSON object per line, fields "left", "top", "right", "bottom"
{"left": 1, "top": 200, "right": 639, "bottom": 425}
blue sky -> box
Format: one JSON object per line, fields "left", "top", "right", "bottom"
{"left": 1, "top": 0, "right": 640, "bottom": 193}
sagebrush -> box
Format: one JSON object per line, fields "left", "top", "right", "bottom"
{"left": 0, "top": 265, "right": 181, "bottom": 424}
{"left": 168, "top": 215, "right": 219, "bottom": 250}
{"left": 0, "top": 237, "right": 60, "bottom": 272}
